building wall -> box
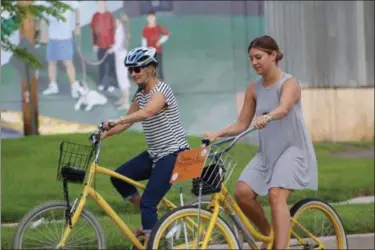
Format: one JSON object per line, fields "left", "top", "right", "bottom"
{"left": 264, "top": 1, "right": 374, "bottom": 88}
{"left": 262, "top": 1, "right": 374, "bottom": 141}
{"left": 123, "top": 0, "right": 263, "bottom": 17}
{"left": 236, "top": 88, "right": 374, "bottom": 142}
{"left": 2, "top": 1, "right": 373, "bottom": 141}
{"left": 1, "top": 1, "right": 266, "bottom": 136}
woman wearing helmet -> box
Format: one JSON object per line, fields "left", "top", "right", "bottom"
{"left": 101, "top": 47, "right": 189, "bottom": 242}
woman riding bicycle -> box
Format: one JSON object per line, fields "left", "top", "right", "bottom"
{"left": 204, "top": 35, "right": 318, "bottom": 249}
{"left": 101, "top": 47, "right": 189, "bottom": 244}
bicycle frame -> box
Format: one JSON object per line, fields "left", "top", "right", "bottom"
{"left": 183, "top": 126, "right": 325, "bottom": 249}
{"left": 203, "top": 187, "right": 273, "bottom": 249}
{"left": 57, "top": 137, "right": 177, "bottom": 249}
{"left": 199, "top": 187, "right": 326, "bottom": 249}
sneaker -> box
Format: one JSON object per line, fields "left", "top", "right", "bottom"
{"left": 98, "top": 85, "right": 105, "bottom": 91}
{"left": 71, "top": 81, "right": 80, "bottom": 99}
{"left": 107, "top": 86, "right": 115, "bottom": 93}
{"left": 42, "top": 83, "right": 59, "bottom": 95}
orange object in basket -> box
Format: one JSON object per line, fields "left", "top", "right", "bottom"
{"left": 170, "top": 146, "right": 209, "bottom": 184}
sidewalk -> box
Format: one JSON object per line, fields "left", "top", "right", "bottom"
{"left": 347, "top": 233, "right": 375, "bottom": 249}
{"left": 241, "top": 233, "right": 375, "bottom": 249}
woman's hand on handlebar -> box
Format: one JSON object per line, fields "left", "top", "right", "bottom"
{"left": 203, "top": 131, "right": 220, "bottom": 142}
{"left": 102, "top": 120, "right": 117, "bottom": 131}
{"left": 253, "top": 114, "right": 272, "bottom": 129}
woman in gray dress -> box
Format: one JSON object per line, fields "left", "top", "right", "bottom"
{"left": 204, "top": 35, "right": 318, "bottom": 249}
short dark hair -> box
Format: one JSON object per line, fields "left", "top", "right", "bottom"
{"left": 248, "top": 35, "right": 284, "bottom": 62}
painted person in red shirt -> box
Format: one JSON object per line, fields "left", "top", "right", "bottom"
{"left": 90, "top": 0, "right": 118, "bottom": 92}
{"left": 141, "top": 10, "right": 170, "bottom": 81}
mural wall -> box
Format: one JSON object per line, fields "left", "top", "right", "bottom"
{"left": 1, "top": 0, "right": 265, "bottom": 139}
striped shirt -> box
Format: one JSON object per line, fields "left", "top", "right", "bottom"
{"left": 135, "top": 81, "right": 189, "bottom": 162}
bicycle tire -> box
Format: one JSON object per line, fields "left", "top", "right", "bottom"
{"left": 12, "top": 200, "right": 106, "bottom": 249}
{"left": 289, "top": 198, "right": 348, "bottom": 249}
{"left": 147, "top": 205, "right": 240, "bottom": 249}
{"left": 185, "top": 195, "right": 244, "bottom": 248}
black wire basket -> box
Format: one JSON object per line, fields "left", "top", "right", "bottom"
{"left": 191, "top": 145, "right": 237, "bottom": 196}
{"left": 56, "top": 141, "right": 96, "bottom": 184}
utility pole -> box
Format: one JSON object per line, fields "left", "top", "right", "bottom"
{"left": 18, "top": 0, "right": 39, "bottom": 136}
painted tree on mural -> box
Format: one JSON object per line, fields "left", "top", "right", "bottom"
{"left": 1, "top": 1, "right": 73, "bottom": 136}
{"left": 1, "top": 0, "right": 71, "bottom": 68}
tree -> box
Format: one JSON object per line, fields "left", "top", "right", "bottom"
{"left": 1, "top": 0, "right": 72, "bottom": 68}
{"left": 1, "top": 0, "right": 72, "bottom": 136}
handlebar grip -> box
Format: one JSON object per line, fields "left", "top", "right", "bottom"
{"left": 99, "top": 122, "right": 105, "bottom": 132}
{"left": 201, "top": 139, "right": 211, "bottom": 146}
{"left": 99, "top": 121, "right": 116, "bottom": 132}
{"left": 108, "top": 122, "right": 116, "bottom": 128}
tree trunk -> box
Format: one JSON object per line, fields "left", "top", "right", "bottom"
{"left": 18, "top": 0, "right": 39, "bottom": 136}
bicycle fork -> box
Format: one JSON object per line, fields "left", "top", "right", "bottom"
{"left": 200, "top": 192, "right": 221, "bottom": 249}
{"left": 57, "top": 182, "right": 88, "bottom": 248}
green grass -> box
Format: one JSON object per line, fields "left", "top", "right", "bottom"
{"left": 2, "top": 131, "right": 374, "bottom": 223}
{"left": 1, "top": 203, "right": 374, "bottom": 249}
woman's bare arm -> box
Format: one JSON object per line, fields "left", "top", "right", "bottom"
{"left": 102, "top": 100, "right": 139, "bottom": 138}
{"left": 268, "top": 77, "right": 300, "bottom": 120}
{"left": 116, "top": 92, "right": 166, "bottom": 125}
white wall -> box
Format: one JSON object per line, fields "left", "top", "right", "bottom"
{"left": 1, "top": 0, "right": 123, "bottom": 66}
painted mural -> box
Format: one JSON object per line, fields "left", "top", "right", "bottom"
{"left": 0, "top": 0, "right": 264, "bottom": 139}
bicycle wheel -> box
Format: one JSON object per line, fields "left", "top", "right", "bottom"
{"left": 185, "top": 195, "right": 244, "bottom": 248}
{"left": 12, "top": 200, "right": 106, "bottom": 249}
{"left": 148, "top": 205, "right": 240, "bottom": 249}
{"left": 289, "top": 198, "right": 348, "bottom": 249}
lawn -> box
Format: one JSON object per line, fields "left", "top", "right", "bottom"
{"left": 2, "top": 131, "right": 374, "bottom": 223}
{"left": 1, "top": 131, "right": 374, "bottom": 248}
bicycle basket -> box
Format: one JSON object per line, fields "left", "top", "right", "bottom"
{"left": 191, "top": 144, "right": 237, "bottom": 196}
{"left": 56, "top": 141, "right": 96, "bottom": 184}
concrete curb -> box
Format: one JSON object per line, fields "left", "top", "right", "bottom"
{"left": 347, "top": 233, "right": 375, "bottom": 249}
{"left": 234, "top": 233, "right": 374, "bottom": 249}
{"left": 1, "top": 220, "right": 373, "bottom": 249}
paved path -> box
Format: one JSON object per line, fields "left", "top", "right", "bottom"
{"left": 235, "top": 233, "right": 375, "bottom": 249}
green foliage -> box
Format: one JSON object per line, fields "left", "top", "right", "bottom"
{"left": 1, "top": 0, "right": 72, "bottom": 68}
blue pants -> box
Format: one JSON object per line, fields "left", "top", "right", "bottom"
{"left": 110, "top": 150, "right": 178, "bottom": 232}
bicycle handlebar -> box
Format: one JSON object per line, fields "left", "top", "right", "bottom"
{"left": 89, "top": 122, "right": 116, "bottom": 145}
{"left": 200, "top": 126, "right": 257, "bottom": 152}
{"left": 91, "top": 121, "right": 256, "bottom": 153}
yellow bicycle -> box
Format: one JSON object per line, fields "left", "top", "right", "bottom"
{"left": 147, "top": 127, "right": 348, "bottom": 249}
{"left": 11, "top": 123, "right": 207, "bottom": 249}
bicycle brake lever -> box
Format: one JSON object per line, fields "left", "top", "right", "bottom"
{"left": 89, "top": 132, "right": 100, "bottom": 144}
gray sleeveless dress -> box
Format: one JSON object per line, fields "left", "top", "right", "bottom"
{"left": 238, "top": 72, "right": 318, "bottom": 196}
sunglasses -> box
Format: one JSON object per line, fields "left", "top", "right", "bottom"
{"left": 128, "top": 66, "right": 143, "bottom": 74}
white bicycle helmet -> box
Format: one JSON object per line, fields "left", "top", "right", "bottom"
{"left": 124, "top": 47, "right": 158, "bottom": 67}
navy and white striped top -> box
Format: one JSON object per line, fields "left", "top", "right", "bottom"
{"left": 135, "top": 81, "right": 189, "bottom": 162}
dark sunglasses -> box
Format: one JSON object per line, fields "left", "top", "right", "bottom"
{"left": 128, "top": 66, "right": 143, "bottom": 74}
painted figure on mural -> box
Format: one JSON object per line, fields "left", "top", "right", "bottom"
{"left": 41, "top": 0, "right": 81, "bottom": 99}
{"left": 141, "top": 10, "right": 170, "bottom": 81}
{"left": 90, "top": 0, "right": 118, "bottom": 93}
{"left": 109, "top": 14, "right": 131, "bottom": 110}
